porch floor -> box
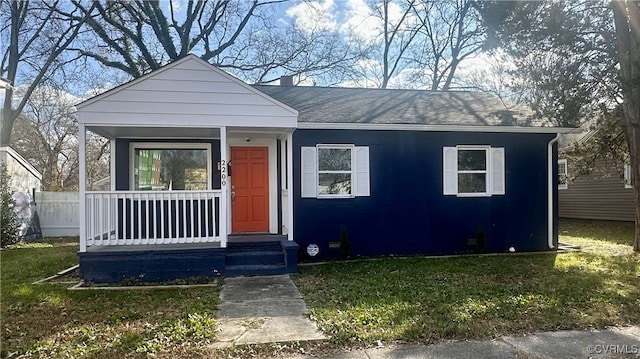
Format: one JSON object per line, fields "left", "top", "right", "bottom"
{"left": 85, "top": 234, "right": 288, "bottom": 252}
{"left": 80, "top": 234, "right": 298, "bottom": 281}
{"left": 86, "top": 242, "right": 222, "bottom": 252}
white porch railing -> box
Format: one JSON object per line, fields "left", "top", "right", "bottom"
{"left": 84, "top": 190, "right": 222, "bottom": 247}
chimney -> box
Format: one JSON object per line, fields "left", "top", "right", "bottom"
{"left": 280, "top": 75, "right": 294, "bottom": 86}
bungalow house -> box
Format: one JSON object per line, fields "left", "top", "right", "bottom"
{"left": 76, "top": 55, "right": 574, "bottom": 283}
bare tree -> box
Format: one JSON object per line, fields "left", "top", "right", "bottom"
{"left": 344, "top": 0, "right": 485, "bottom": 89}
{"left": 60, "top": 0, "right": 357, "bottom": 84}
{"left": 216, "top": 8, "right": 363, "bottom": 86}
{"left": 378, "top": 0, "right": 419, "bottom": 88}
{"left": 10, "top": 85, "right": 109, "bottom": 191}
{"left": 62, "top": 0, "right": 269, "bottom": 78}
{"left": 410, "top": 0, "right": 486, "bottom": 90}
{"left": 341, "top": 0, "right": 421, "bottom": 88}
{"left": 455, "top": 52, "right": 528, "bottom": 108}
{"left": 1, "top": 0, "right": 93, "bottom": 146}
{"left": 10, "top": 86, "right": 79, "bottom": 190}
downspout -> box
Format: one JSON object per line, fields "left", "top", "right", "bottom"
{"left": 547, "top": 134, "right": 560, "bottom": 249}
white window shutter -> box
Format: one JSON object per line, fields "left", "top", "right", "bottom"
{"left": 443, "top": 147, "right": 458, "bottom": 195}
{"left": 354, "top": 146, "right": 370, "bottom": 197}
{"left": 491, "top": 147, "right": 505, "bottom": 195}
{"left": 301, "top": 147, "right": 317, "bottom": 198}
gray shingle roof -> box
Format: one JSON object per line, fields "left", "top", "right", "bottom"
{"left": 254, "top": 85, "right": 553, "bottom": 128}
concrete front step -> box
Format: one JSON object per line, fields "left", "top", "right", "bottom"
{"left": 225, "top": 251, "right": 284, "bottom": 267}
{"left": 222, "top": 240, "right": 299, "bottom": 277}
{"left": 224, "top": 264, "right": 291, "bottom": 277}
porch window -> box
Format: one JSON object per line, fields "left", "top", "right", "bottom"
{"left": 131, "top": 143, "right": 211, "bottom": 190}
{"left": 301, "top": 145, "right": 370, "bottom": 198}
{"left": 443, "top": 146, "right": 505, "bottom": 197}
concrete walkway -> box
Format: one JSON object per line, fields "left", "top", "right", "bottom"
{"left": 214, "top": 274, "right": 325, "bottom": 348}
{"left": 295, "top": 325, "right": 640, "bottom": 359}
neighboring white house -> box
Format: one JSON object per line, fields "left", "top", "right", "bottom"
{"left": 0, "top": 146, "right": 42, "bottom": 193}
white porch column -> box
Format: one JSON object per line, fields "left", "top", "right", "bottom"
{"left": 220, "top": 126, "right": 228, "bottom": 248}
{"left": 110, "top": 139, "right": 116, "bottom": 190}
{"left": 78, "top": 124, "right": 87, "bottom": 252}
{"left": 287, "top": 132, "right": 294, "bottom": 241}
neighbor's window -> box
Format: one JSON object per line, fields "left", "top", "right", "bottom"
{"left": 624, "top": 163, "right": 632, "bottom": 189}
{"left": 132, "top": 144, "right": 210, "bottom": 190}
{"left": 318, "top": 146, "right": 352, "bottom": 196}
{"left": 558, "top": 159, "right": 568, "bottom": 190}
{"left": 457, "top": 149, "right": 489, "bottom": 194}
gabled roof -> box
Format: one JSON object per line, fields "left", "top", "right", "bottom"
{"left": 0, "top": 146, "right": 42, "bottom": 180}
{"left": 77, "top": 55, "right": 297, "bottom": 136}
{"left": 255, "top": 85, "right": 573, "bottom": 133}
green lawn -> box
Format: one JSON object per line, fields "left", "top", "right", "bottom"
{"left": 0, "top": 238, "right": 221, "bottom": 358}
{"left": 1, "top": 221, "right": 638, "bottom": 358}
{"left": 293, "top": 219, "right": 639, "bottom": 346}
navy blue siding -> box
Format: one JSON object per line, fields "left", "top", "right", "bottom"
{"left": 115, "top": 138, "right": 221, "bottom": 190}
{"left": 78, "top": 247, "right": 226, "bottom": 283}
{"left": 293, "top": 130, "right": 559, "bottom": 260}
{"left": 78, "top": 240, "right": 299, "bottom": 283}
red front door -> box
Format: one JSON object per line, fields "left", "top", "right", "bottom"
{"left": 231, "top": 147, "right": 270, "bottom": 232}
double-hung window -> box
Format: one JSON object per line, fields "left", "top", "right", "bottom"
{"left": 558, "top": 159, "right": 568, "bottom": 189}
{"left": 443, "top": 146, "right": 505, "bottom": 197}
{"left": 301, "top": 144, "right": 370, "bottom": 198}
{"left": 318, "top": 146, "right": 353, "bottom": 196}
{"left": 624, "top": 163, "right": 632, "bottom": 189}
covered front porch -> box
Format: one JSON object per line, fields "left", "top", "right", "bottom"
{"left": 77, "top": 125, "right": 297, "bottom": 282}
{"left": 75, "top": 55, "right": 299, "bottom": 282}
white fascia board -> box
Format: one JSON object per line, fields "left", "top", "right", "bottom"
{"left": 81, "top": 114, "right": 296, "bottom": 128}
{"left": 297, "top": 122, "right": 579, "bottom": 134}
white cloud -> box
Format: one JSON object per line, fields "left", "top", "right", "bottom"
{"left": 286, "top": 0, "right": 338, "bottom": 33}
{"left": 340, "top": 0, "right": 380, "bottom": 43}
{"left": 454, "top": 51, "right": 517, "bottom": 88}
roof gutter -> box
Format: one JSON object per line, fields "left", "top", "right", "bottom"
{"left": 548, "top": 133, "right": 560, "bottom": 249}
{"left": 297, "top": 122, "right": 578, "bottom": 134}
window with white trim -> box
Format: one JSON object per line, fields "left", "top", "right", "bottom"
{"left": 301, "top": 145, "right": 370, "bottom": 198}
{"left": 131, "top": 143, "right": 211, "bottom": 190}
{"left": 624, "top": 164, "right": 632, "bottom": 189}
{"left": 558, "top": 159, "right": 568, "bottom": 190}
{"left": 443, "top": 146, "right": 505, "bottom": 197}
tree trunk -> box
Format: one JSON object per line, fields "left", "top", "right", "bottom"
{"left": 612, "top": 0, "right": 640, "bottom": 250}
{"left": 630, "top": 125, "right": 640, "bottom": 251}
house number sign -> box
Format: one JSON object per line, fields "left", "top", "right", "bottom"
{"left": 221, "top": 160, "right": 227, "bottom": 186}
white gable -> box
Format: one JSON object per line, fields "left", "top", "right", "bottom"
{"left": 77, "top": 55, "right": 298, "bottom": 130}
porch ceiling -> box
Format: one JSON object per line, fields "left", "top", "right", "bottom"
{"left": 87, "top": 126, "right": 221, "bottom": 139}
{"left": 87, "top": 125, "right": 295, "bottom": 140}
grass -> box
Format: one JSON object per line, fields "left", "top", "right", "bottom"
{"left": 1, "top": 220, "right": 638, "bottom": 358}
{"left": 292, "top": 219, "right": 639, "bottom": 347}
{"left": 1, "top": 238, "right": 221, "bottom": 359}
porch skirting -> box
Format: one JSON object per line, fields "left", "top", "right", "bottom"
{"left": 78, "top": 240, "right": 299, "bottom": 283}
